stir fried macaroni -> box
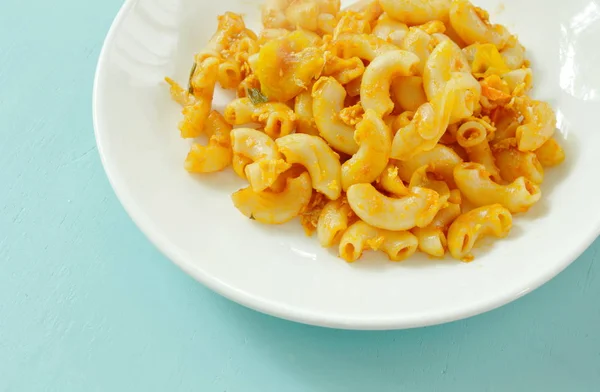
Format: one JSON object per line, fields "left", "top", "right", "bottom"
{"left": 166, "top": 0, "right": 565, "bottom": 262}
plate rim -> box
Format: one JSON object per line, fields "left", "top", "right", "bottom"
{"left": 92, "top": 0, "right": 600, "bottom": 330}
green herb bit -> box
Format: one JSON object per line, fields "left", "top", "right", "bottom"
{"left": 188, "top": 62, "right": 197, "bottom": 94}
{"left": 248, "top": 88, "right": 269, "bottom": 105}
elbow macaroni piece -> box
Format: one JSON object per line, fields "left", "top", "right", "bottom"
{"left": 317, "top": 198, "right": 353, "bottom": 247}
{"left": 294, "top": 91, "right": 320, "bottom": 136}
{"left": 347, "top": 184, "right": 446, "bottom": 231}
{"left": 167, "top": 3, "right": 566, "bottom": 263}
{"left": 493, "top": 144, "right": 544, "bottom": 185}
{"left": 230, "top": 128, "right": 289, "bottom": 190}
{"left": 178, "top": 56, "right": 220, "bottom": 138}
{"left": 500, "top": 39, "right": 526, "bottom": 70}
{"left": 244, "top": 159, "right": 292, "bottom": 192}
{"left": 413, "top": 201, "right": 462, "bottom": 258}
{"left": 395, "top": 143, "right": 463, "bottom": 188}
{"left": 391, "top": 107, "right": 437, "bottom": 160}
{"left": 207, "top": 12, "right": 249, "bottom": 54}
{"left": 412, "top": 226, "right": 447, "bottom": 257}
{"left": 224, "top": 98, "right": 296, "bottom": 139}
{"left": 454, "top": 162, "right": 541, "bottom": 213}
{"left": 424, "top": 39, "right": 475, "bottom": 95}
{"left": 379, "top": 0, "right": 451, "bottom": 25}
{"left": 232, "top": 172, "right": 313, "bottom": 224}
{"left": 515, "top": 99, "right": 557, "bottom": 152}
{"left": 456, "top": 121, "right": 502, "bottom": 182}
{"left": 184, "top": 111, "right": 233, "bottom": 173}
{"left": 456, "top": 121, "right": 487, "bottom": 148}
{"left": 185, "top": 141, "right": 232, "bottom": 174}
{"left": 447, "top": 204, "right": 512, "bottom": 261}
{"left": 341, "top": 109, "right": 392, "bottom": 190}
{"left": 449, "top": 0, "right": 510, "bottom": 49}
{"left": 423, "top": 40, "right": 481, "bottom": 124}
{"left": 534, "top": 138, "right": 565, "bottom": 167}
{"left": 276, "top": 133, "right": 343, "bottom": 200}
{"left": 312, "top": 77, "right": 359, "bottom": 154}
{"left": 218, "top": 60, "right": 243, "bottom": 90}
{"left": 339, "top": 221, "right": 418, "bottom": 262}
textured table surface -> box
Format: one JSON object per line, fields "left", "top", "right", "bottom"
{"left": 1, "top": 0, "right": 600, "bottom": 391}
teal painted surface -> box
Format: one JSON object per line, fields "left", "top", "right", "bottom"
{"left": 1, "top": 0, "right": 599, "bottom": 390}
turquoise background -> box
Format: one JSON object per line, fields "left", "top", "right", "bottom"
{"left": 1, "top": 0, "right": 600, "bottom": 390}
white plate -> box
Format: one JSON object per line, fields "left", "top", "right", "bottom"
{"left": 93, "top": 0, "right": 600, "bottom": 329}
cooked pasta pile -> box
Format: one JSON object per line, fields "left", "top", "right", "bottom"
{"left": 165, "top": 0, "right": 565, "bottom": 262}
